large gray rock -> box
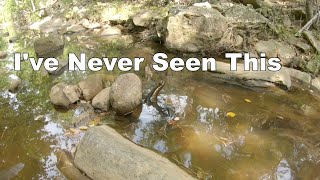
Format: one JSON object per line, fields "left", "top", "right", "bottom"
{"left": 255, "top": 40, "right": 296, "bottom": 66}
{"left": 283, "top": 67, "right": 312, "bottom": 85}
{"left": 214, "top": 61, "right": 292, "bottom": 89}
{"left": 34, "top": 36, "right": 64, "bottom": 58}
{"left": 224, "top": 4, "right": 267, "bottom": 24}
{"left": 78, "top": 74, "right": 104, "bottom": 101}
{"left": 132, "top": 10, "right": 155, "bottom": 27}
{"left": 110, "top": 73, "right": 142, "bottom": 115}
{"left": 49, "top": 83, "right": 71, "bottom": 107}
{"left": 92, "top": 87, "right": 111, "bottom": 112}
{"left": 63, "top": 85, "right": 82, "bottom": 104}
{"left": 165, "top": 6, "right": 228, "bottom": 53}
{"left": 74, "top": 126, "right": 195, "bottom": 180}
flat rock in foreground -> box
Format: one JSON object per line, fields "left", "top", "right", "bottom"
{"left": 74, "top": 126, "right": 195, "bottom": 180}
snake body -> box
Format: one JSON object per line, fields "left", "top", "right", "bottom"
{"left": 146, "top": 81, "right": 177, "bottom": 123}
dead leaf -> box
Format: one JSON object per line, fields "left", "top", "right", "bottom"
{"left": 244, "top": 99, "right": 252, "bottom": 103}
{"left": 226, "top": 112, "right": 236, "bottom": 118}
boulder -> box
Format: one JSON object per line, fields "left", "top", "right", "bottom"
{"left": 78, "top": 74, "right": 104, "bottom": 101}
{"left": 63, "top": 85, "right": 82, "bottom": 104}
{"left": 34, "top": 36, "right": 64, "bottom": 58}
{"left": 49, "top": 83, "right": 71, "bottom": 107}
{"left": 74, "top": 126, "right": 195, "bottom": 180}
{"left": 165, "top": 6, "right": 228, "bottom": 53}
{"left": 8, "top": 77, "right": 21, "bottom": 93}
{"left": 0, "top": 51, "right": 7, "bottom": 59}
{"left": 92, "top": 87, "right": 111, "bottom": 112}
{"left": 110, "top": 73, "right": 142, "bottom": 115}
{"left": 289, "top": 38, "right": 312, "bottom": 53}
{"left": 255, "top": 40, "right": 296, "bottom": 66}
{"left": 100, "top": 27, "right": 122, "bottom": 36}
{"left": 132, "top": 10, "right": 155, "bottom": 27}
{"left": 283, "top": 67, "right": 312, "bottom": 85}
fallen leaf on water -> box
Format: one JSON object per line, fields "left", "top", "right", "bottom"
{"left": 79, "top": 126, "right": 89, "bottom": 131}
{"left": 226, "top": 112, "right": 236, "bottom": 118}
{"left": 244, "top": 99, "right": 252, "bottom": 103}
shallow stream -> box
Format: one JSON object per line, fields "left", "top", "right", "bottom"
{"left": 0, "top": 30, "right": 319, "bottom": 179}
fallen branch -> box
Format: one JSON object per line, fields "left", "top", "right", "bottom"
{"left": 295, "top": 11, "right": 320, "bottom": 36}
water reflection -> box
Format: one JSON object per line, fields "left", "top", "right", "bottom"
{"left": 0, "top": 29, "right": 319, "bottom": 179}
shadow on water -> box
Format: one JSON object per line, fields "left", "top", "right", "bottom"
{"left": 0, "top": 30, "right": 319, "bottom": 179}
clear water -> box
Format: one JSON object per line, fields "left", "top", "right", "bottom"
{"left": 0, "top": 30, "right": 319, "bottom": 179}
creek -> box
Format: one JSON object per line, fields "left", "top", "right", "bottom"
{"left": 0, "top": 30, "right": 319, "bottom": 179}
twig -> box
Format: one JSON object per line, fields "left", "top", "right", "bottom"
{"left": 295, "top": 11, "right": 320, "bottom": 37}
{"left": 0, "top": 127, "right": 8, "bottom": 140}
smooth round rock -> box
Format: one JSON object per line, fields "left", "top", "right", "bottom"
{"left": 49, "top": 83, "right": 71, "bottom": 107}
{"left": 110, "top": 73, "right": 142, "bottom": 115}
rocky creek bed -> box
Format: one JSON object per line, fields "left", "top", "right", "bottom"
{"left": 1, "top": 0, "right": 320, "bottom": 179}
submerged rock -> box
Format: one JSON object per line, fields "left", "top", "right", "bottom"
{"left": 50, "top": 83, "right": 71, "bottom": 107}
{"left": 56, "top": 150, "right": 90, "bottom": 180}
{"left": 63, "top": 85, "right": 82, "bottom": 104}
{"left": 0, "top": 163, "right": 24, "bottom": 179}
{"left": 72, "top": 102, "right": 96, "bottom": 127}
{"left": 255, "top": 40, "right": 296, "bottom": 66}
{"left": 92, "top": 87, "right": 111, "bottom": 112}
{"left": 8, "top": 77, "right": 21, "bottom": 93}
{"left": 34, "top": 36, "right": 64, "bottom": 58}
{"left": 275, "top": 159, "right": 293, "bottom": 180}
{"left": 78, "top": 74, "right": 104, "bottom": 101}
{"left": 165, "top": 6, "right": 228, "bottom": 53}
{"left": 110, "top": 73, "right": 142, "bottom": 115}
{"left": 74, "top": 126, "right": 195, "bottom": 180}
